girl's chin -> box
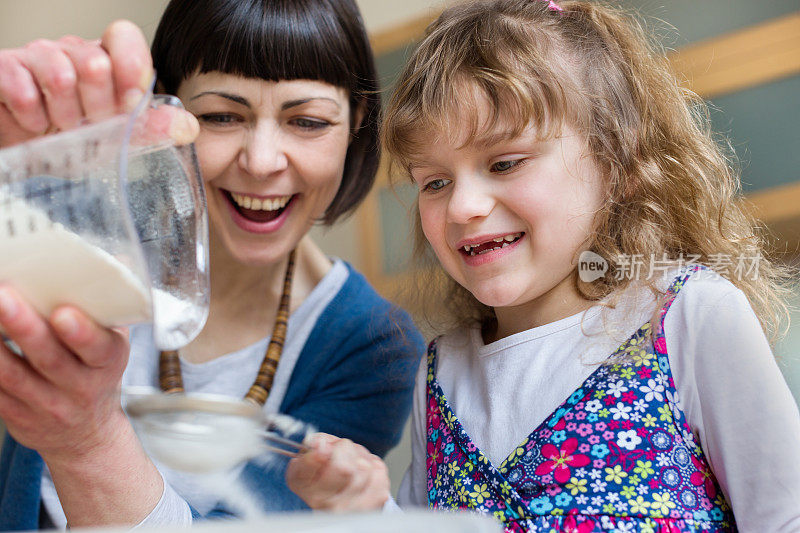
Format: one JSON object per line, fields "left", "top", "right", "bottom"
{"left": 463, "top": 284, "right": 523, "bottom": 309}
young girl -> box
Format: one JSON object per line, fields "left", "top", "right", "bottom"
{"left": 287, "top": 0, "right": 800, "bottom": 530}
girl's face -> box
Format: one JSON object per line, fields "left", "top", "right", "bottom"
{"left": 177, "top": 72, "right": 353, "bottom": 266}
{"left": 410, "top": 106, "right": 605, "bottom": 336}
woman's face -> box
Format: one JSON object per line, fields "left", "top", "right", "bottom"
{"left": 177, "top": 72, "right": 352, "bottom": 265}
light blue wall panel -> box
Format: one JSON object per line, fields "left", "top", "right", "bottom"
{"left": 709, "top": 74, "right": 800, "bottom": 192}
{"left": 617, "top": 0, "right": 799, "bottom": 47}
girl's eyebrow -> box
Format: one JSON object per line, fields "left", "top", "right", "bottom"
{"left": 189, "top": 91, "right": 250, "bottom": 106}
{"left": 407, "top": 161, "right": 429, "bottom": 173}
{"left": 473, "top": 130, "right": 517, "bottom": 149}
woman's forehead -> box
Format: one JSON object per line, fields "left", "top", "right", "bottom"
{"left": 179, "top": 72, "right": 349, "bottom": 103}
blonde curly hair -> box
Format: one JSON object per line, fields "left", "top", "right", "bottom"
{"left": 381, "top": 0, "right": 793, "bottom": 344}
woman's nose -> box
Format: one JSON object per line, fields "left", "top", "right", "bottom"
{"left": 446, "top": 176, "right": 495, "bottom": 224}
{"left": 238, "top": 123, "right": 288, "bottom": 178}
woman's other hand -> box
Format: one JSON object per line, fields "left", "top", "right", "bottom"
{"left": 286, "top": 432, "right": 390, "bottom": 511}
{"left": 0, "top": 284, "right": 130, "bottom": 465}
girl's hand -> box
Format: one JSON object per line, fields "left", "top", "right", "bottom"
{"left": 0, "top": 284, "right": 131, "bottom": 465}
{"left": 0, "top": 20, "right": 198, "bottom": 148}
{"left": 286, "top": 433, "right": 390, "bottom": 511}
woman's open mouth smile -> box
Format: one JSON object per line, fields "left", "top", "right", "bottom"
{"left": 222, "top": 190, "right": 297, "bottom": 233}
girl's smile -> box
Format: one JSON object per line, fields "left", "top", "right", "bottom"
{"left": 456, "top": 232, "right": 526, "bottom": 266}
{"left": 411, "top": 107, "right": 605, "bottom": 337}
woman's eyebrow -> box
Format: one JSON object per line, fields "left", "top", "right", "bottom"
{"left": 281, "top": 97, "right": 341, "bottom": 111}
{"left": 189, "top": 91, "right": 250, "bottom": 107}
{"left": 188, "top": 92, "right": 341, "bottom": 111}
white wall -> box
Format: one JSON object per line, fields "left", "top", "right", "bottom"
{"left": 0, "top": 0, "right": 442, "bottom": 49}
{"left": 0, "top": 1, "right": 171, "bottom": 48}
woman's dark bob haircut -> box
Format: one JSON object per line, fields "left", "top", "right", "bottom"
{"left": 151, "top": 0, "right": 381, "bottom": 224}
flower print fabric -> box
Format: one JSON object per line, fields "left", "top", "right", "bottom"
{"left": 425, "top": 267, "right": 736, "bottom": 532}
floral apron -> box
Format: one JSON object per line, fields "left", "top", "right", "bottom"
{"left": 426, "top": 268, "right": 737, "bottom": 532}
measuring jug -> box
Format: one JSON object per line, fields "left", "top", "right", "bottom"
{"left": 0, "top": 94, "right": 209, "bottom": 350}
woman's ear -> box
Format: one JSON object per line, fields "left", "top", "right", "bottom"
{"left": 350, "top": 100, "right": 367, "bottom": 144}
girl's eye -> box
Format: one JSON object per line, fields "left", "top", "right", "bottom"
{"left": 490, "top": 159, "right": 521, "bottom": 173}
{"left": 422, "top": 178, "right": 451, "bottom": 192}
{"left": 291, "top": 117, "right": 330, "bottom": 130}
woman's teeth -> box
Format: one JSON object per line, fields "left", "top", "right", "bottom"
{"left": 462, "top": 232, "right": 523, "bottom": 256}
{"left": 231, "top": 193, "right": 292, "bottom": 211}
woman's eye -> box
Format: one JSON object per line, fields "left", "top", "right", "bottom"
{"left": 490, "top": 159, "right": 520, "bottom": 173}
{"left": 422, "top": 178, "right": 451, "bottom": 192}
{"left": 198, "top": 113, "right": 240, "bottom": 126}
{"left": 291, "top": 117, "right": 330, "bottom": 130}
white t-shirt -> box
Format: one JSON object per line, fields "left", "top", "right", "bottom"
{"left": 40, "top": 260, "right": 349, "bottom": 528}
{"left": 397, "top": 271, "right": 800, "bottom": 532}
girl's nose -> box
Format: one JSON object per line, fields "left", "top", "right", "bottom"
{"left": 238, "top": 123, "right": 288, "bottom": 178}
{"left": 446, "top": 176, "right": 495, "bottom": 224}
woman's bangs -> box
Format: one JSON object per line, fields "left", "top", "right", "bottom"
{"left": 156, "top": 0, "right": 354, "bottom": 92}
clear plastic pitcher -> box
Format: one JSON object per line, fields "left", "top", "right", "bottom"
{"left": 0, "top": 94, "right": 209, "bottom": 350}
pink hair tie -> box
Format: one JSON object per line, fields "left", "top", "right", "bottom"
{"left": 543, "top": 0, "right": 563, "bottom": 12}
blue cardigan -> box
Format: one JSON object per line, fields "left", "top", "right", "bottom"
{"left": 0, "top": 264, "right": 424, "bottom": 530}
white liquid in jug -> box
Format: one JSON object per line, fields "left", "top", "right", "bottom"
{"left": 0, "top": 195, "right": 152, "bottom": 327}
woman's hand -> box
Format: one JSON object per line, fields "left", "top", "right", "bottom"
{"left": 0, "top": 284, "right": 130, "bottom": 464}
{"left": 0, "top": 20, "right": 150, "bottom": 147}
{"left": 0, "top": 20, "right": 198, "bottom": 148}
{"left": 0, "top": 283, "right": 164, "bottom": 527}
{"left": 286, "top": 433, "right": 391, "bottom": 511}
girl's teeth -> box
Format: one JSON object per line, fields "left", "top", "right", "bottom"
{"left": 476, "top": 242, "right": 509, "bottom": 255}
{"left": 462, "top": 232, "right": 523, "bottom": 256}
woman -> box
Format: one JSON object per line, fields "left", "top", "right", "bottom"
{"left": 0, "top": 0, "right": 424, "bottom": 529}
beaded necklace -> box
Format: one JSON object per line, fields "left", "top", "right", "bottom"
{"left": 158, "top": 249, "right": 296, "bottom": 406}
